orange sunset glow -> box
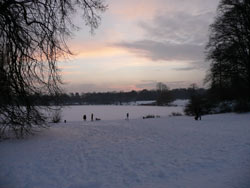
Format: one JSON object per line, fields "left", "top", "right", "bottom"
{"left": 59, "top": 0, "right": 220, "bottom": 93}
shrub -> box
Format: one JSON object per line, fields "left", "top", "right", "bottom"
{"left": 143, "top": 115, "right": 155, "bottom": 119}
{"left": 171, "top": 112, "right": 183, "bottom": 116}
{"left": 234, "top": 100, "right": 250, "bottom": 113}
{"left": 51, "top": 110, "right": 62, "bottom": 123}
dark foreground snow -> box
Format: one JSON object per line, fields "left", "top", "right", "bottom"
{"left": 1, "top": 113, "right": 250, "bottom": 188}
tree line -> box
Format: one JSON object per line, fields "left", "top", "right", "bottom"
{"left": 28, "top": 87, "right": 206, "bottom": 106}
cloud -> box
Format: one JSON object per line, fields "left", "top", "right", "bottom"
{"left": 136, "top": 80, "right": 158, "bottom": 90}
{"left": 172, "top": 67, "right": 197, "bottom": 71}
{"left": 116, "top": 40, "right": 204, "bottom": 62}
{"left": 67, "top": 41, "right": 129, "bottom": 60}
{"left": 135, "top": 80, "right": 190, "bottom": 90}
{"left": 63, "top": 82, "right": 141, "bottom": 93}
{"left": 63, "top": 79, "right": 200, "bottom": 93}
{"left": 138, "top": 11, "right": 214, "bottom": 45}
{"left": 113, "top": 9, "right": 217, "bottom": 69}
{"left": 164, "top": 81, "right": 189, "bottom": 89}
{"left": 108, "top": 0, "right": 219, "bottom": 22}
{"left": 172, "top": 60, "right": 208, "bottom": 71}
{"left": 109, "top": 0, "right": 158, "bottom": 20}
{"left": 63, "top": 83, "right": 115, "bottom": 93}
{"left": 135, "top": 80, "right": 188, "bottom": 90}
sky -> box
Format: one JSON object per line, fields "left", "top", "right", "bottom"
{"left": 59, "top": 0, "right": 221, "bottom": 93}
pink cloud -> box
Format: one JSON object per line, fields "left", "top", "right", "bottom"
{"left": 109, "top": 0, "right": 159, "bottom": 20}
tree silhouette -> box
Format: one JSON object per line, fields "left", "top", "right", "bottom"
{"left": 205, "top": 0, "right": 250, "bottom": 102}
{"left": 0, "top": 0, "right": 106, "bottom": 138}
{"left": 156, "top": 82, "right": 173, "bottom": 105}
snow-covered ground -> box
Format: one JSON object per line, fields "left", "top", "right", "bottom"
{"left": 61, "top": 105, "right": 184, "bottom": 121}
{"left": 122, "top": 100, "right": 156, "bottom": 106}
{"left": 170, "top": 99, "right": 189, "bottom": 107}
{"left": 1, "top": 111, "right": 250, "bottom": 188}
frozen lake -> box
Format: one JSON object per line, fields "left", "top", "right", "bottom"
{"left": 61, "top": 105, "right": 185, "bottom": 122}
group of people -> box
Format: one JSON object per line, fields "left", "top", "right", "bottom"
{"left": 82, "top": 113, "right": 130, "bottom": 121}
{"left": 83, "top": 113, "right": 96, "bottom": 121}
{"left": 64, "top": 111, "right": 201, "bottom": 123}
{"left": 82, "top": 112, "right": 201, "bottom": 121}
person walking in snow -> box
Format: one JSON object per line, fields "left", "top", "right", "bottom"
{"left": 197, "top": 107, "right": 202, "bottom": 120}
{"left": 194, "top": 107, "right": 202, "bottom": 120}
{"left": 83, "top": 114, "right": 86, "bottom": 121}
{"left": 126, "top": 113, "right": 129, "bottom": 120}
{"left": 91, "top": 113, "right": 94, "bottom": 121}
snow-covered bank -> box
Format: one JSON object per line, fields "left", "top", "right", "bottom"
{"left": 0, "top": 113, "right": 250, "bottom": 188}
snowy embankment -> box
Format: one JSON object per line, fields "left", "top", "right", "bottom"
{"left": 1, "top": 113, "right": 250, "bottom": 188}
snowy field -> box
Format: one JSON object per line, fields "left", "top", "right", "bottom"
{"left": 0, "top": 107, "right": 250, "bottom": 188}
{"left": 61, "top": 104, "right": 184, "bottom": 122}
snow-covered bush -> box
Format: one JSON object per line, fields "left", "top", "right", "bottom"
{"left": 171, "top": 112, "right": 183, "bottom": 116}
{"left": 51, "top": 110, "right": 62, "bottom": 123}
{"left": 217, "top": 101, "right": 233, "bottom": 113}
{"left": 143, "top": 115, "right": 155, "bottom": 119}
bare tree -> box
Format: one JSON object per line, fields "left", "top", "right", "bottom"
{"left": 0, "top": 0, "right": 107, "bottom": 138}
{"left": 156, "top": 82, "right": 168, "bottom": 92}
{"left": 156, "top": 82, "right": 173, "bottom": 105}
{"left": 205, "top": 0, "right": 250, "bottom": 101}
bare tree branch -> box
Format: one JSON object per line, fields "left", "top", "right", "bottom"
{"left": 0, "top": 0, "right": 107, "bottom": 138}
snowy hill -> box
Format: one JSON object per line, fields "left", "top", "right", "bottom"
{"left": 0, "top": 113, "right": 250, "bottom": 188}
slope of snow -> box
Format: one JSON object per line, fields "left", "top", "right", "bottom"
{"left": 0, "top": 113, "right": 250, "bottom": 188}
